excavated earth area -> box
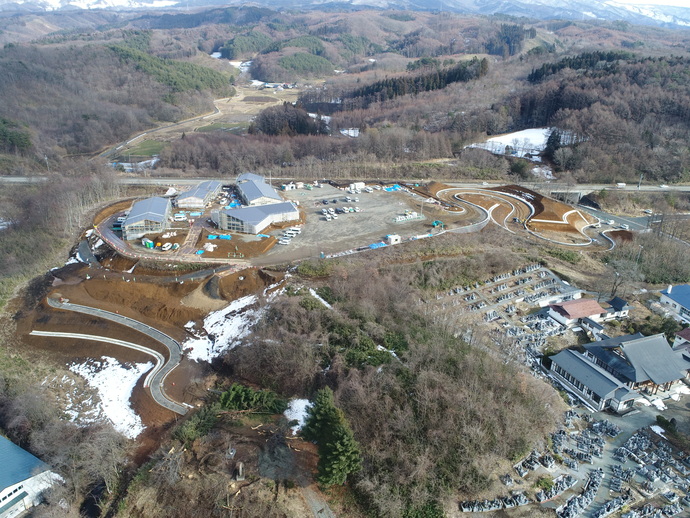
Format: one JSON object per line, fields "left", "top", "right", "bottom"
{"left": 12, "top": 261, "right": 282, "bottom": 458}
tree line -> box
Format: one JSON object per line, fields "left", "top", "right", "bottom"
{"left": 299, "top": 57, "right": 489, "bottom": 112}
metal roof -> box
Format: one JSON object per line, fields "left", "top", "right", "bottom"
{"left": 582, "top": 317, "right": 604, "bottom": 331}
{"left": 551, "top": 350, "right": 635, "bottom": 401}
{"left": 237, "top": 173, "right": 265, "bottom": 184}
{"left": 176, "top": 180, "right": 222, "bottom": 203}
{"left": 123, "top": 197, "right": 170, "bottom": 226}
{"left": 222, "top": 202, "right": 298, "bottom": 226}
{"left": 620, "top": 334, "right": 686, "bottom": 385}
{"left": 550, "top": 299, "right": 606, "bottom": 320}
{"left": 0, "top": 435, "right": 50, "bottom": 492}
{"left": 607, "top": 297, "right": 632, "bottom": 312}
{"left": 662, "top": 284, "right": 690, "bottom": 310}
{"left": 585, "top": 333, "right": 685, "bottom": 385}
{"left": 238, "top": 179, "right": 281, "bottom": 204}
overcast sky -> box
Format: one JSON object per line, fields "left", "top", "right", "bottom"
{"left": 613, "top": 0, "right": 690, "bottom": 7}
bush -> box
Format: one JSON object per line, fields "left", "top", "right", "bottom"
{"left": 219, "top": 383, "right": 287, "bottom": 413}
{"left": 547, "top": 248, "right": 581, "bottom": 264}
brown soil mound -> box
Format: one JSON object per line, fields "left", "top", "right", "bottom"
{"left": 608, "top": 230, "right": 633, "bottom": 242}
{"left": 491, "top": 184, "right": 546, "bottom": 218}
{"left": 219, "top": 269, "right": 283, "bottom": 300}
{"left": 426, "top": 181, "right": 451, "bottom": 197}
{"left": 74, "top": 277, "right": 205, "bottom": 327}
{"left": 194, "top": 229, "right": 277, "bottom": 259}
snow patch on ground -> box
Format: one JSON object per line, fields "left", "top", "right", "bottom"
{"left": 284, "top": 399, "right": 310, "bottom": 435}
{"left": 651, "top": 398, "right": 667, "bottom": 411}
{"left": 69, "top": 357, "right": 152, "bottom": 439}
{"left": 183, "top": 294, "right": 261, "bottom": 362}
{"left": 93, "top": 238, "right": 104, "bottom": 249}
{"left": 467, "top": 128, "right": 551, "bottom": 159}
{"left": 308, "top": 288, "right": 332, "bottom": 309}
{"left": 650, "top": 425, "right": 667, "bottom": 438}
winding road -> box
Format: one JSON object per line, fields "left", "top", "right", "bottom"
{"left": 44, "top": 297, "right": 188, "bottom": 415}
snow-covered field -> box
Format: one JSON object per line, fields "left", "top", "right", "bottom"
{"left": 183, "top": 294, "right": 262, "bottom": 362}
{"left": 467, "top": 128, "right": 551, "bottom": 158}
{"left": 69, "top": 357, "right": 152, "bottom": 439}
{"left": 284, "top": 398, "right": 310, "bottom": 435}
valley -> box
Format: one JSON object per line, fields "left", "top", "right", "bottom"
{"left": 1, "top": 3, "right": 690, "bottom": 518}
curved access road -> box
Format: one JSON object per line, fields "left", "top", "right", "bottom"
{"left": 45, "top": 297, "right": 188, "bottom": 415}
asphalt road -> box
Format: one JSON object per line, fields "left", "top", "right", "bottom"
{"left": 46, "top": 297, "right": 188, "bottom": 415}
{"left": 29, "top": 330, "right": 165, "bottom": 389}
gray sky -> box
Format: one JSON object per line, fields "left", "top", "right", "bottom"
{"left": 614, "top": 0, "right": 690, "bottom": 7}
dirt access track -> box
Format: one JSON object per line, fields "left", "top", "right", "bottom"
{"left": 105, "top": 85, "right": 299, "bottom": 160}
{"left": 429, "top": 182, "right": 599, "bottom": 246}
{"left": 14, "top": 262, "right": 282, "bottom": 436}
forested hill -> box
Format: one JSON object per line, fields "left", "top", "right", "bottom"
{"left": 0, "top": 39, "right": 233, "bottom": 157}
{"left": 516, "top": 54, "right": 690, "bottom": 183}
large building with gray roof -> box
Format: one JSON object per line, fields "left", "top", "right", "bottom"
{"left": 176, "top": 180, "right": 223, "bottom": 209}
{"left": 0, "top": 436, "right": 60, "bottom": 518}
{"left": 549, "top": 349, "right": 638, "bottom": 413}
{"left": 122, "top": 196, "right": 172, "bottom": 240}
{"left": 236, "top": 173, "right": 282, "bottom": 206}
{"left": 584, "top": 332, "right": 687, "bottom": 394}
{"left": 212, "top": 202, "right": 299, "bottom": 234}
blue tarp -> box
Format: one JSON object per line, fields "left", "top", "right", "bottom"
{"left": 369, "top": 242, "right": 387, "bottom": 249}
{"left": 207, "top": 235, "right": 218, "bottom": 239}
{"left": 384, "top": 184, "right": 402, "bottom": 192}
{"left": 218, "top": 235, "right": 232, "bottom": 240}
{"left": 190, "top": 212, "right": 202, "bottom": 217}
{"left": 257, "top": 234, "right": 269, "bottom": 238}
{"left": 196, "top": 250, "right": 204, "bottom": 255}
{"left": 224, "top": 202, "right": 241, "bottom": 209}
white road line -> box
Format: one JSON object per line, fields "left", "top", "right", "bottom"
{"left": 29, "top": 330, "right": 165, "bottom": 388}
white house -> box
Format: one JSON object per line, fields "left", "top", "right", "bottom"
{"left": 603, "top": 297, "right": 632, "bottom": 321}
{"left": 0, "top": 436, "right": 61, "bottom": 517}
{"left": 548, "top": 299, "right": 606, "bottom": 327}
{"left": 660, "top": 284, "right": 690, "bottom": 324}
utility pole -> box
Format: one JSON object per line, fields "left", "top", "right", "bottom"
{"left": 638, "top": 173, "right": 644, "bottom": 190}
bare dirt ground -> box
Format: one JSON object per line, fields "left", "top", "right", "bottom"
{"left": 12, "top": 264, "right": 278, "bottom": 439}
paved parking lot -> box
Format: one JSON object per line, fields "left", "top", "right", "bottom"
{"left": 256, "top": 184, "right": 437, "bottom": 263}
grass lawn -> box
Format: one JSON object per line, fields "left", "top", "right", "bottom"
{"left": 124, "top": 139, "right": 167, "bottom": 157}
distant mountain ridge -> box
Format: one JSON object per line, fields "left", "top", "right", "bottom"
{"left": 1, "top": 0, "right": 690, "bottom": 28}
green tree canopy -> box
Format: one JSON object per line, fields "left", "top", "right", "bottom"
{"left": 302, "top": 387, "right": 362, "bottom": 486}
